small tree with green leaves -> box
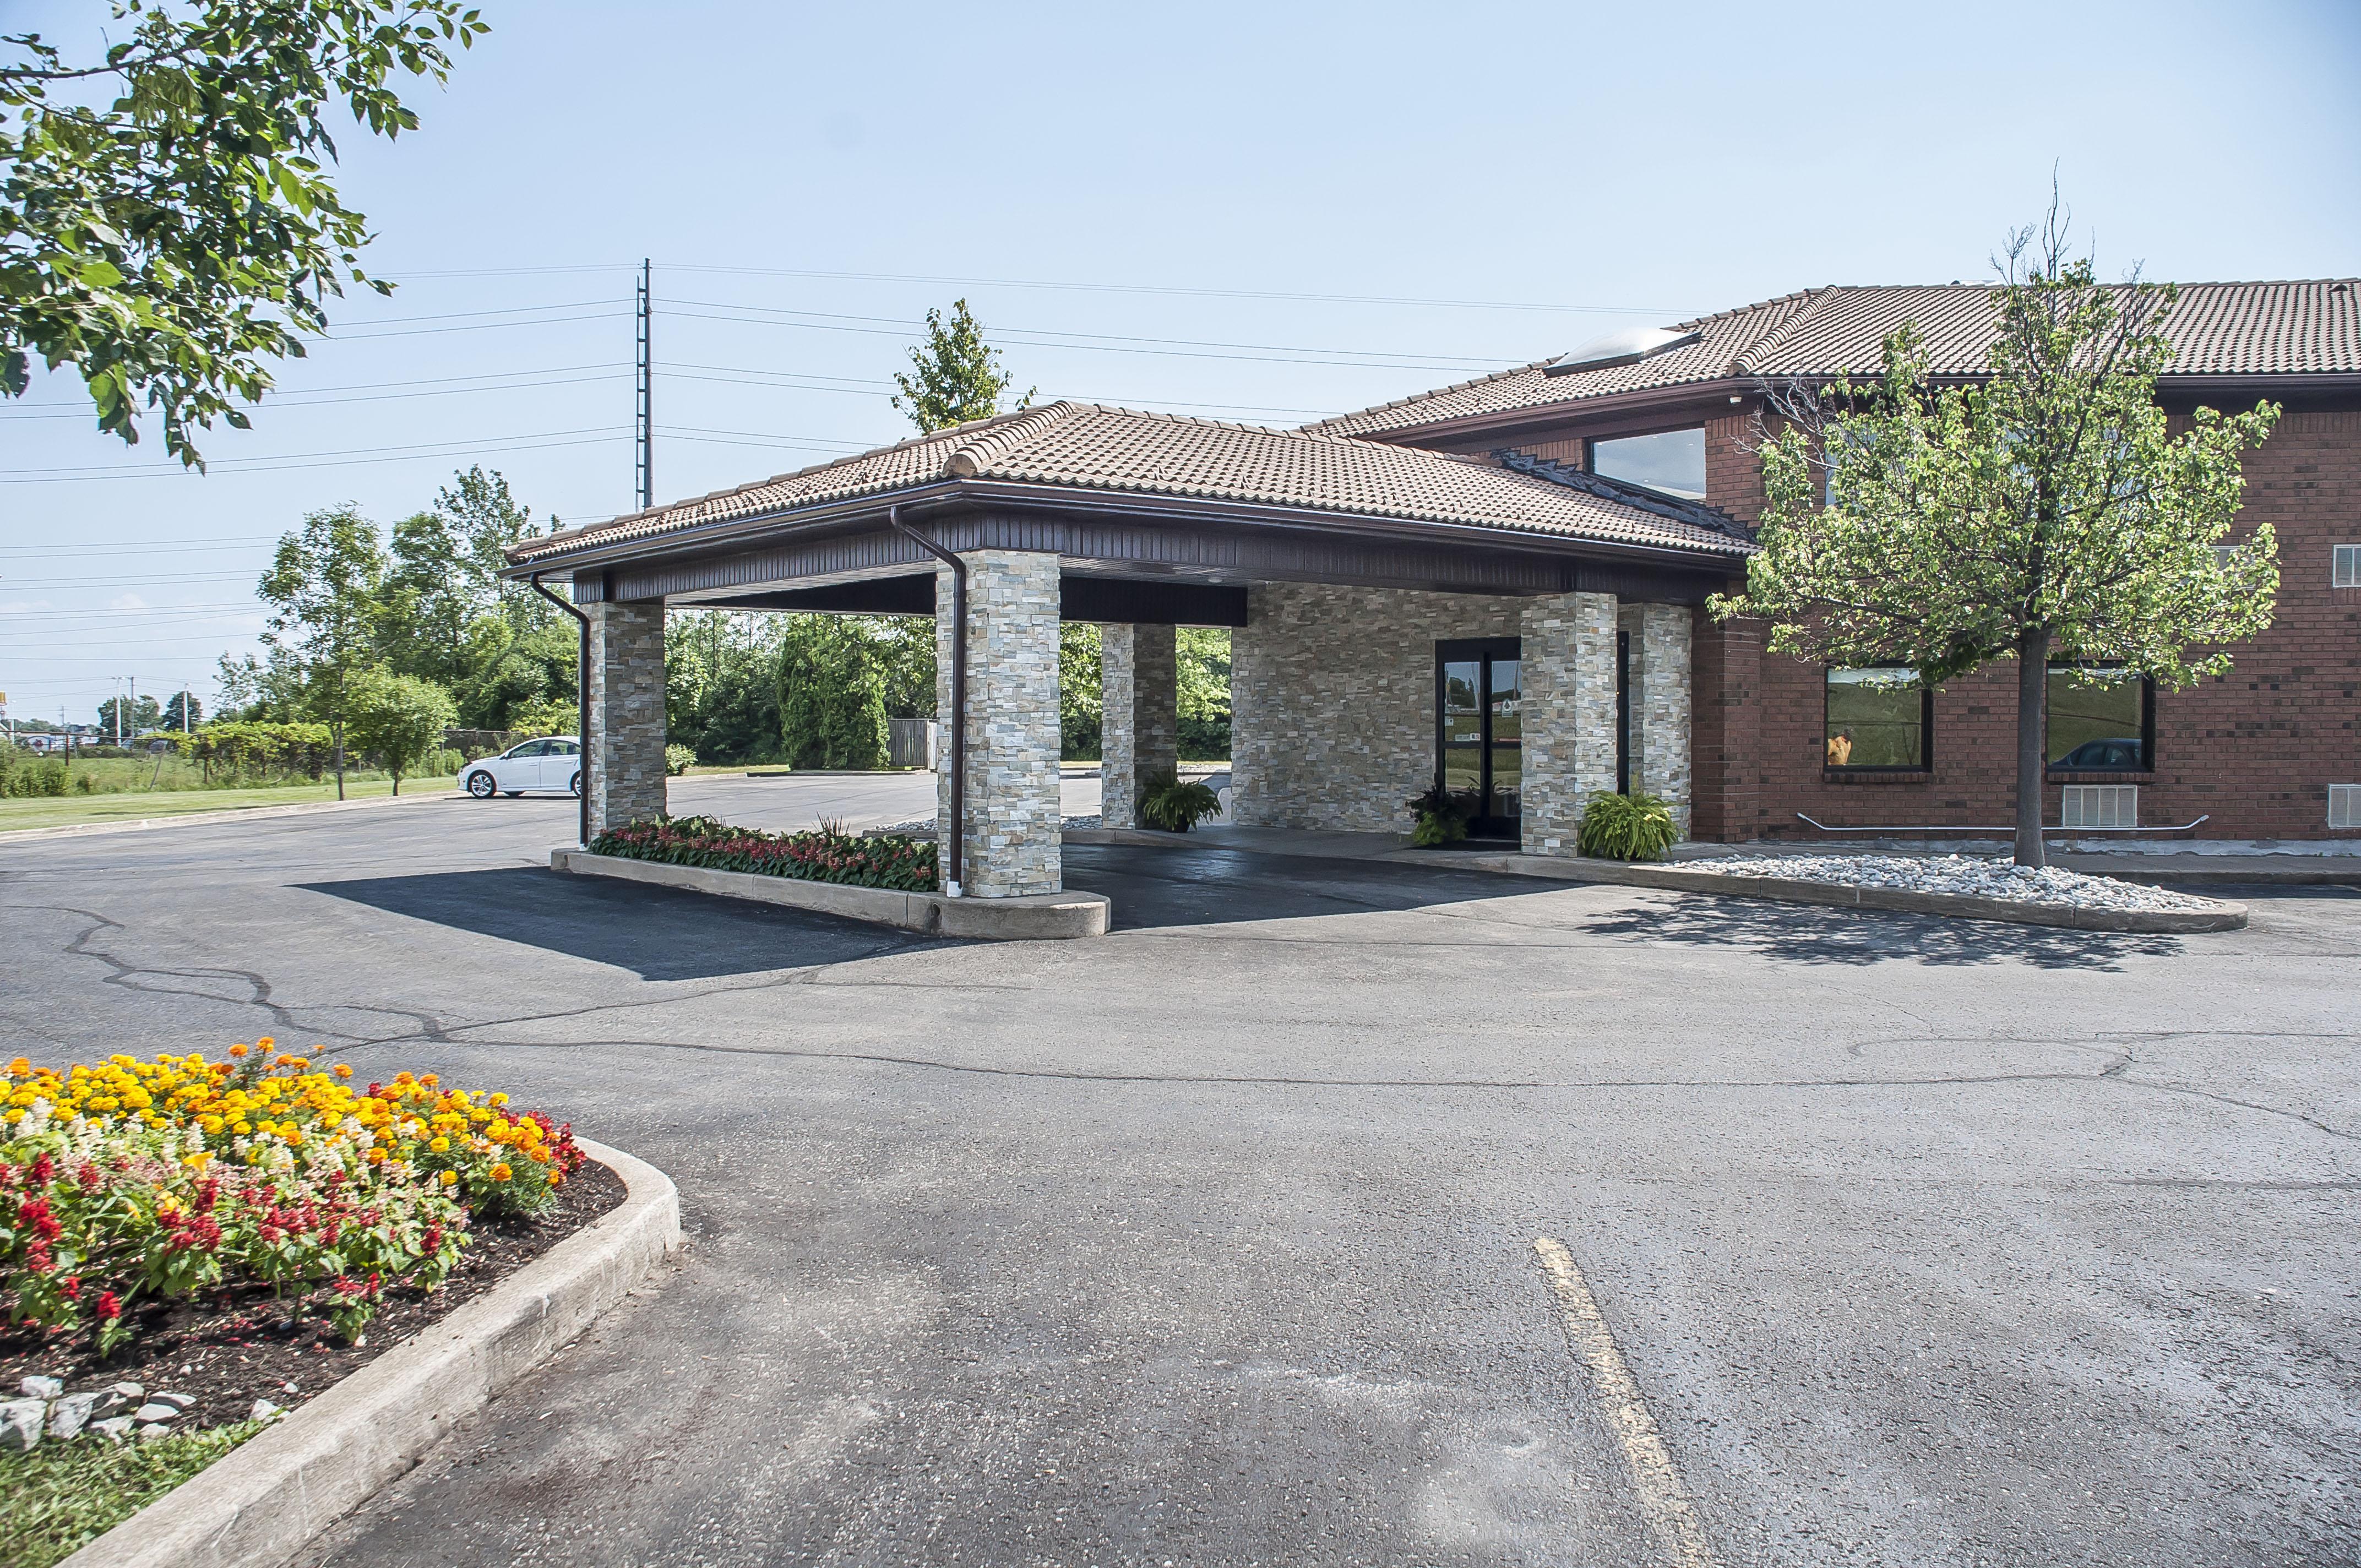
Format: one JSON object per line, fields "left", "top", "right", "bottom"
{"left": 2, "top": 1, "right": 489, "bottom": 466}
{"left": 775, "top": 616, "right": 888, "bottom": 770}
{"left": 259, "top": 505, "right": 385, "bottom": 798}
{"left": 1712, "top": 213, "right": 2280, "bottom": 867}
{"left": 891, "top": 298, "right": 1032, "bottom": 433}
{"left": 345, "top": 667, "right": 454, "bottom": 794}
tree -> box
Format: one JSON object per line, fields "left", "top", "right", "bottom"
{"left": 1711, "top": 211, "right": 2281, "bottom": 867}
{"left": 2, "top": 1, "right": 488, "bottom": 466}
{"left": 162, "top": 689, "right": 200, "bottom": 731}
{"left": 775, "top": 616, "right": 887, "bottom": 770}
{"left": 97, "top": 692, "right": 161, "bottom": 738}
{"left": 344, "top": 667, "right": 453, "bottom": 794}
{"left": 891, "top": 298, "right": 1032, "bottom": 432}
{"left": 258, "top": 505, "right": 385, "bottom": 798}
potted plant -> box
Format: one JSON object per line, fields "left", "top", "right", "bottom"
{"left": 1139, "top": 771, "right": 1222, "bottom": 832}
{"left": 1576, "top": 791, "right": 1680, "bottom": 862}
{"left": 1406, "top": 781, "right": 1470, "bottom": 847}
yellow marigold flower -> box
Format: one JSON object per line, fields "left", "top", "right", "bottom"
{"left": 283, "top": 1127, "right": 305, "bottom": 1146}
{"left": 428, "top": 1136, "right": 450, "bottom": 1153}
{"left": 7, "top": 1058, "right": 28, "bottom": 1077}
{"left": 365, "top": 1147, "right": 388, "bottom": 1164}
{"left": 488, "top": 1092, "right": 508, "bottom": 1107}
{"left": 439, "top": 1169, "right": 458, "bottom": 1187}
{"left": 488, "top": 1163, "right": 513, "bottom": 1183}
{"left": 257, "top": 1037, "right": 275, "bottom": 1050}
{"left": 470, "top": 1108, "right": 491, "bottom": 1124}
{"left": 185, "top": 1152, "right": 212, "bottom": 1170}
{"left": 233, "top": 1120, "right": 252, "bottom": 1135}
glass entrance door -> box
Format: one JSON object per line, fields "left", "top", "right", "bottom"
{"left": 1436, "top": 639, "right": 1521, "bottom": 838}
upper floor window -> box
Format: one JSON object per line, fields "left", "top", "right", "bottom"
{"left": 2047, "top": 666, "right": 2151, "bottom": 771}
{"left": 2335, "top": 543, "right": 2360, "bottom": 588}
{"left": 1825, "top": 668, "right": 1930, "bottom": 771}
{"left": 1591, "top": 428, "right": 1705, "bottom": 500}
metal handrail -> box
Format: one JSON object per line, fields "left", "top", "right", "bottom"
{"left": 1797, "top": 813, "right": 2211, "bottom": 835}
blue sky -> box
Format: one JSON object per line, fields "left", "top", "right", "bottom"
{"left": 3, "top": 0, "right": 2357, "bottom": 727}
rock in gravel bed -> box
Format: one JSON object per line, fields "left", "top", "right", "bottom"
{"left": 88, "top": 1417, "right": 135, "bottom": 1442}
{"left": 1695, "top": 853, "right": 2229, "bottom": 912}
{"left": 48, "top": 1391, "right": 100, "bottom": 1440}
{"left": 133, "top": 1402, "right": 183, "bottom": 1423}
{"left": 20, "top": 1374, "right": 62, "bottom": 1400}
{"left": 1, "top": 1397, "right": 44, "bottom": 1451}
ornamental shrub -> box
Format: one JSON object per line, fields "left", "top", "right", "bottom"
{"left": 1138, "top": 772, "right": 1220, "bottom": 832}
{"left": 1576, "top": 791, "right": 1681, "bottom": 862}
{"left": 1405, "top": 781, "right": 1469, "bottom": 848}
{"left": 590, "top": 814, "right": 938, "bottom": 892}
{"left": 664, "top": 743, "right": 697, "bottom": 776}
{"left": 1, "top": 1046, "right": 587, "bottom": 1352}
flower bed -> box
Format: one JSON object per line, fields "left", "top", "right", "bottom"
{"left": 589, "top": 814, "right": 938, "bottom": 892}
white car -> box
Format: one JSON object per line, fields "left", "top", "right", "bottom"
{"left": 460, "top": 736, "right": 583, "bottom": 798}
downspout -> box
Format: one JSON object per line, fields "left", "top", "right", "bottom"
{"left": 884, "top": 505, "right": 965, "bottom": 897}
{"left": 531, "top": 572, "right": 592, "bottom": 850}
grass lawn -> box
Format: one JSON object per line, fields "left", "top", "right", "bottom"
{"left": 0, "top": 1419, "right": 265, "bottom": 1567}
{"left": 0, "top": 775, "right": 458, "bottom": 834}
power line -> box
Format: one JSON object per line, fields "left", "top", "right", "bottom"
{"left": 1, "top": 370, "right": 630, "bottom": 421}
{"left": 3, "top": 363, "right": 629, "bottom": 413}
{"left": 1, "top": 427, "right": 629, "bottom": 483}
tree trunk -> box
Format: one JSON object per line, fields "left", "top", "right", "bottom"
{"left": 2014, "top": 626, "right": 2051, "bottom": 868}
{"left": 333, "top": 714, "right": 346, "bottom": 802}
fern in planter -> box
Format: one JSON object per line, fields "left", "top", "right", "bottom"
{"left": 1405, "top": 782, "right": 1470, "bottom": 848}
{"left": 1139, "top": 772, "right": 1221, "bottom": 832}
{"left": 1576, "top": 791, "right": 1680, "bottom": 861}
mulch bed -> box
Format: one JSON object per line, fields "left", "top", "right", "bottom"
{"left": 0, "top": 1159, "right": 625, "bottom": 1430}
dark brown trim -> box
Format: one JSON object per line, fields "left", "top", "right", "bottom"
{"left": 694, "top": 573, "right": 1251, "bottom": 627}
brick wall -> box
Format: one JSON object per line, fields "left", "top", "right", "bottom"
{"left": 1706, "top": 406, "right": 2361, "bottom": 842}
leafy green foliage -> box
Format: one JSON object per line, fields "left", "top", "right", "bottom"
{"left": 94, "top": 693, "right": 161, "bottom": 739}
{"left": 0, "top": 749, "right": 68, "bottom": 797}
{"left": 344, "top": 667, "right": 455, "bottom": 793}
{"left": 1576, "top": 791, "right": 1679, "bottom": 861}
{"left": 258, "top": 504, "right": 384, "bottom": 794}
{"left": 1712, "top": 210, "right": 2281, "bottom": 866}
{"left": 1138, "top": 772, "right": 1221, "bottom": 832}
{"left": 663, "top": 742, "right": 696, "bottom": 776}
{"left": 1176, "top": 627, "right": 1232, "bottom": 759}
{"left": 1, "top": 1415, "right": 268, "bottom": 1568}
{"left": 1, "top": 1, "right": 489, "bottom": 466}
{"left": 591, "top": 815, "right": 938, "bottom": 892}
{"left": 179, "top": 718, "right": 332, "bottom": 781}
{"left": 776, "top": 616, "right": 887, "bottom": 770}
{"left": 1059, "top": 622, "right": 1101, "bottom": 759}
{"left": 891, "top": 298, "right": 1032, "bottom": 432}
{"left": 1405, "top": 781, "right": 1469, "bottom": 847}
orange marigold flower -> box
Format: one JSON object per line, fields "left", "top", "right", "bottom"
{"left": 489, "top": 1163, "right": 513, "bottom": 1183}
{"left": 7, "top": 1058, "right": 29, "bottom": 1077}
{"left": 257, "top": 1037, "right": 275, "bottom": 1050}
{"left": 229, "top": 1045, "right": 249, "bottom": 1059}
{"left": 334, "top": 1064, "right": 354, "bottom": 1079}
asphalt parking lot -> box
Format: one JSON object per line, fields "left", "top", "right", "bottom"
{"left": 3, "top": 780, "right": 2356, "bottom": 1567}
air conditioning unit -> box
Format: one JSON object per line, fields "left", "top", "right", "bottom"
{"left": 2331, "top": 783, "right": 2360, "bottom": 830}
{"left": 2060, "top": 785, "right": 2139, "bottom": 830}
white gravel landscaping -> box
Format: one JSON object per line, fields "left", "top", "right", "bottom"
{"left": 1693, "top": 853, "right": 2229, "bottom": 913}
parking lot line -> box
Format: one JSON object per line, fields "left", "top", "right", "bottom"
{"left": 1531, "top": 1237, "right": 1718, "bottom": 1568}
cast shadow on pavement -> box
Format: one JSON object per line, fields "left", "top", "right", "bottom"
{"left": 1579, "top": 893, "right": 2186, "bottom": 970}
{"left": 296, "top": 868, "right": 932, "bottom": 981}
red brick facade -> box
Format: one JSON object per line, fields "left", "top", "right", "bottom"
{"left": 1477, "top": 400, "right": 2361, "bottom": 843}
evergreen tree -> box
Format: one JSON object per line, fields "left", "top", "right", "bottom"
{"left": 775, "top": 617, "right": 888, "bottom": 770}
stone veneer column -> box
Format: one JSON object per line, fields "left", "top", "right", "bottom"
{"left": 937, "top": 551, "right": 1063, "bottom": 896}
{"left": 1626, "top": 602, "right": 1694, "bottom": 837}
{"left": 1519, "top": 591, "right": 1619, "bottom": 855}
{"left": 587, "top": 600, "right": 668, "bottom": 836}
{"left": 1100, "top": 623, "right": 1177, "bottom": 830}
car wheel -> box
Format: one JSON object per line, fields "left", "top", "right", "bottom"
{"left": 466, "top": 772, "right": 497, "bottom": 799}
{"left": 568, "top": 771, "right": 583, "bottom": 798}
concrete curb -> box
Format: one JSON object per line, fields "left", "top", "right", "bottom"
{"left": 550, "top": 847, "right": 1110, "bottom": 939}
{"left": 1, "top": 788, "right": 461, "bottom": 843}
{"left": 1455, "top": 852, "right": 2250, "bottom": 933}
{"left": 59, "top": 1138, "right": 683, "bottom": 1568}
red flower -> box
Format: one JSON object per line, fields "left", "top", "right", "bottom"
{"left": 60, "top": 1275, "right": 80, "bottom": 1302}
{"left": 28, "top": 1153, "right": 53, "bottom": 1184}
{"left": 95, "top": 1291, "right": 122, "bottom": 1321}
{"left": 17, "top": 1196, "right": 62, "bottom": 1241}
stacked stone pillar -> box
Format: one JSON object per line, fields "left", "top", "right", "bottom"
{"left": 1100, "top": 623, "right": 1178, "bottom": 830}
{"left": 1517, "top": 591, "right": 1619, "bottom": 855}
{"left": 586, "top": 600, "right": 668, "bottom": 836}
{"left": 1621, "top": 602, "right": 1695, "bottom": 837}
{"left": 936, "top": 551, "right": 1063, "bottom": 896}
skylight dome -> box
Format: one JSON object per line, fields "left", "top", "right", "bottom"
{"left": 1543, "top": 325, "right": 1702, "bottom": 377}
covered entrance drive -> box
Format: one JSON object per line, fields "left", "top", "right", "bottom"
{"left": 505, "top": 401, "right": 1748, "bottom": 900}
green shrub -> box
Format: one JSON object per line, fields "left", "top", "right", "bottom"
{"left": 1405, "top": 781, "right": 1469, "bottom": 848}
{"left": 776, "top": 616, "right": 888, "bottom": 770}
{"left": 429, "top": 748, "right": 465, "bottom": 776}
{"left": 1137, "top": 772, "right": 1221, "bottom": 832}
{"left": 1576, "top": 791, "right": 1680, "bottom": 861}
{"left": 665, "top": 743, "right": 697, "bottom": 776}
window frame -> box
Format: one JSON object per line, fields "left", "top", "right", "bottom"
{"left": 1586, "top": 425, "right": 1708, "bottom": 501}
{"left": 1822, "top": 666, "right": 1933, "bottom": 774}
{"left": 2334, "top": 543, "right": 2361, "bottom": 589}
{"left": 2044, "top": 663, "right": 2155, "bottom": 775}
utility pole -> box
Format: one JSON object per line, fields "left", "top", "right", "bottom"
{"left": 636, "top": 258, "right": 653, "bottom": 513}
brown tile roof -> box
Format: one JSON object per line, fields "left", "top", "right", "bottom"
{"left": 1307, "top": 279, "right": 2361, "bottom": 438}
{"left": 508, "top": 402, "right": 1752, "bottom": 566}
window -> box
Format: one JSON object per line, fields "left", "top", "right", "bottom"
{"left": 2331, "top": 784, "right": 2359, "bottom": 830}
{"left": 1591, "top": 428, "right": 1706, "bottom": 500}
{"left": 2061, "top": 785, "right": 2139, "bottom": 829}
{"left": 1825, "top": 668, "right": 1930, "bottom": 770}
{"left": 2335, "top": 544, "right": 2361, "bottom": 588}
{"left": 2047, "top": 667, "right": 2151, "bottom": 771}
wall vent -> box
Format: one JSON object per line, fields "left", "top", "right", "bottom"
{"left": 2331, "top": 783, "right": 2360, "bottom": 830}
{"left": 2061, "top": 785, "right": 2139, "bottom": 830}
